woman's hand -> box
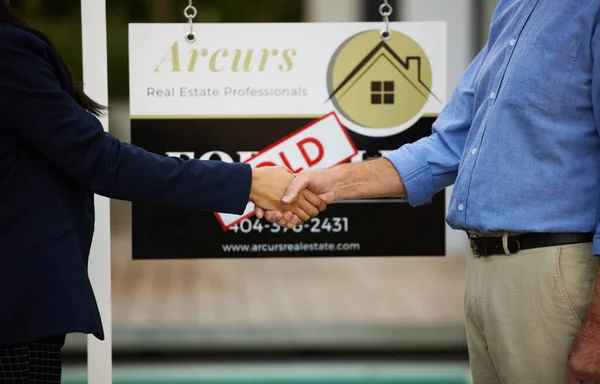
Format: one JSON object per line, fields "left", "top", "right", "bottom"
{"left": 249, "top": 166, "right": 326, "bottom": 226}
{"left": 255, "top": 169, "right": 335, "bottom": 227}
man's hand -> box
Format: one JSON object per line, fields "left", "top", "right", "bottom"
{"left": 249, "top": 166, "right": 326, "bottom": 226}
{"left": 255, "top": 169, "right": 336, "bottom": 225}
{"left": 568, "top": 319, "right": 600, "bottom": 383}
{"left": 255, "top": 158, "right": 406, "bottom": 226}
{"left": 568, "top": 260, "right": 600, "bottom": 384}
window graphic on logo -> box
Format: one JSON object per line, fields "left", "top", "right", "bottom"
{"left": 371, "top": 81, "right": 395, "bottom": 105}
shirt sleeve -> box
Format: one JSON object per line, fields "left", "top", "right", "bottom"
{"left": 384, "top": 44, "right": 489, "bottom": 207}
{"left": 0, "top": 27, "right": 252, "bottom": 215}
{"left": 590, "top": 18, "right": 600, "bottom": 255}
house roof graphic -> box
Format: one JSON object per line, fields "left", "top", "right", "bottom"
{"left": 326, "top": 40, "right": 441, "bottom": 104}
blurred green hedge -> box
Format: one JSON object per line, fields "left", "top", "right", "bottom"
{"left": 9, "top": 0, "right": 302, "bottom": 99}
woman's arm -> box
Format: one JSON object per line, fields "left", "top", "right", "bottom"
{"left": 0, "top": 25, "right": 322, "bottom": 218}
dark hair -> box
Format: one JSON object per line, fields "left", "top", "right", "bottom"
{"left": 0, "top": 2, "right": 106, "bottom": 117}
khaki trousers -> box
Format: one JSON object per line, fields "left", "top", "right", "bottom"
{"left": 465, "top": 240, "right": 597, "bottom": 384}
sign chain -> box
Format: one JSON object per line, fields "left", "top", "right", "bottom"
{"left": 184, "top": 0, "right": 198, "bottom": 43}
{"left": 379, "top": 0, "right": 393, "bottom": 40}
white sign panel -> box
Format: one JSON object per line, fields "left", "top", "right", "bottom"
{"left": 128, "top": 22, "right": 448, "bottom": 258}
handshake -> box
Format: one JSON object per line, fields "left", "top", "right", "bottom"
{"left": 248, "top": 165, "right": 337, "bottom": 228}
{"left": 247, "top": 158, "right": 406, "bottom": 227}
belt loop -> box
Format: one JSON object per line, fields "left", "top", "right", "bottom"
{"left": 468, "top": 233, "right": 481, "bottom": 257}
{"left": 502, "top": 232, "right": 512, "bottom": 255}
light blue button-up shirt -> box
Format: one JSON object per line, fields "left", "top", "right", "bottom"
{"left": 384, "top": 1, "right": 600, "bottom": 254}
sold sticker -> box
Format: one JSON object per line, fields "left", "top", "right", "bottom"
{"left": 215, "top": 112, "right": 358, "bottom": 230}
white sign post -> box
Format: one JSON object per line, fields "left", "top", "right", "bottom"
{"left": 81, "top": 0, "right": 112, "bottom": 382}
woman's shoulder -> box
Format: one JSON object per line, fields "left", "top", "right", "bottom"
{"left": 0, "top": 22, "right": 51, "bottom": 55}
{"left": 0, "top": 22, "right": 32, "bottom": 38}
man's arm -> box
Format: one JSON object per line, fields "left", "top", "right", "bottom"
{"left": 592, "top": 17, "right": 600, "bottom": 260}
{"left": 281, "top": 157, "right": 406, "bottom": 204}
{"left": 585, "top": 15, "right": 600, "bottom": 315}
{"left": 574, "top": 11, "right": 600, "bottom": 332}
{"left": 566, "top": 15, "right": 600, "bottom": 383}
{"left": 567, "top": 263, "right": 600, "bottom": 381}
{"left": 277, "top": 44, "right": 490, "bottom": 208}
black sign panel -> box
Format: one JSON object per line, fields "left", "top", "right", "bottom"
{"left": 130, "top": 117, "right": 445, "bottom": 259}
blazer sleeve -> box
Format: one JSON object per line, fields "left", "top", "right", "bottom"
{"left": 0, "top": 27, "right": 252, "bottom": 215}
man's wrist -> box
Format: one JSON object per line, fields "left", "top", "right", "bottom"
{"left": 586, "top": 306, "right": 600, "bottom": 327}
{"left": 581, "top": 317, "right": 600, "bottom": 340}
{"left": 322, "top": 158, "right": 406, "bottom": 201}
{"left": 583, "top": 262, "right": 600, "bottom": 330}
{"left": 585, "top": 313, "right": 600, "bottom": 325}
{"left": 323, "top": 165, "right": 350, "bottom": 201}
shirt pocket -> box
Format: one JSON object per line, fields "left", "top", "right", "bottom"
{"left": 506, "top": 32, "right": 579, "bottom": 117}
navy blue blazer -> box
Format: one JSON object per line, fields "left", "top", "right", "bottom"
{"left": 0, "top": 23, "right": 252, "bottom": 347}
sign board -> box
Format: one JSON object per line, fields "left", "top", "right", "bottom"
{"left": 128, "top": 22, "right": 447, "bottom": 258}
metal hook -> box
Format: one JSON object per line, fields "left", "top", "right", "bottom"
{"left": 379, "top": 0, "right": 393, "bottom": 40}
{"left": 184, "top": 0, "right": 197, "bottom": 43}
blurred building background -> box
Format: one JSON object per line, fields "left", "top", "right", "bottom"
{"left": 9, "top": 0, "right": 499, "bottom": 383}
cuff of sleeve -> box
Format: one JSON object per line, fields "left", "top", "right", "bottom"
{"left": 383, "top": 145, "right": 435, "bottom": 207}
{"left": 230, "top": 162, "right": 253, "bottom": 215}
{"left": 593, "top": 227, "right": 600, "bottom": 256}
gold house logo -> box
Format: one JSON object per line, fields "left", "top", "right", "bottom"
{"left": 326, "top": 30, "right": 440, "bottom": 133}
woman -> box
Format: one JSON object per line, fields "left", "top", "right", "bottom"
{"left": 0, "top": 3, "right": 324, "bottom": 381}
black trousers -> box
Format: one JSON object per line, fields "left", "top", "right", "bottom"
{"left": 0, "top": 336, "right": 64, "bottom": 383}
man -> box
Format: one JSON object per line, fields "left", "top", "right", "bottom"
{"left": 257, "top": 1, "right": 600, "bottom": 383}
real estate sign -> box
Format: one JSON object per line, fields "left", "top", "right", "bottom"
{"left": 128, "top": 22, "right": 447, "bottom": 259}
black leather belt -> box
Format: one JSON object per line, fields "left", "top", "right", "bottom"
{"left": 468, "top": 232, "right": 594, "bottom": 256}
